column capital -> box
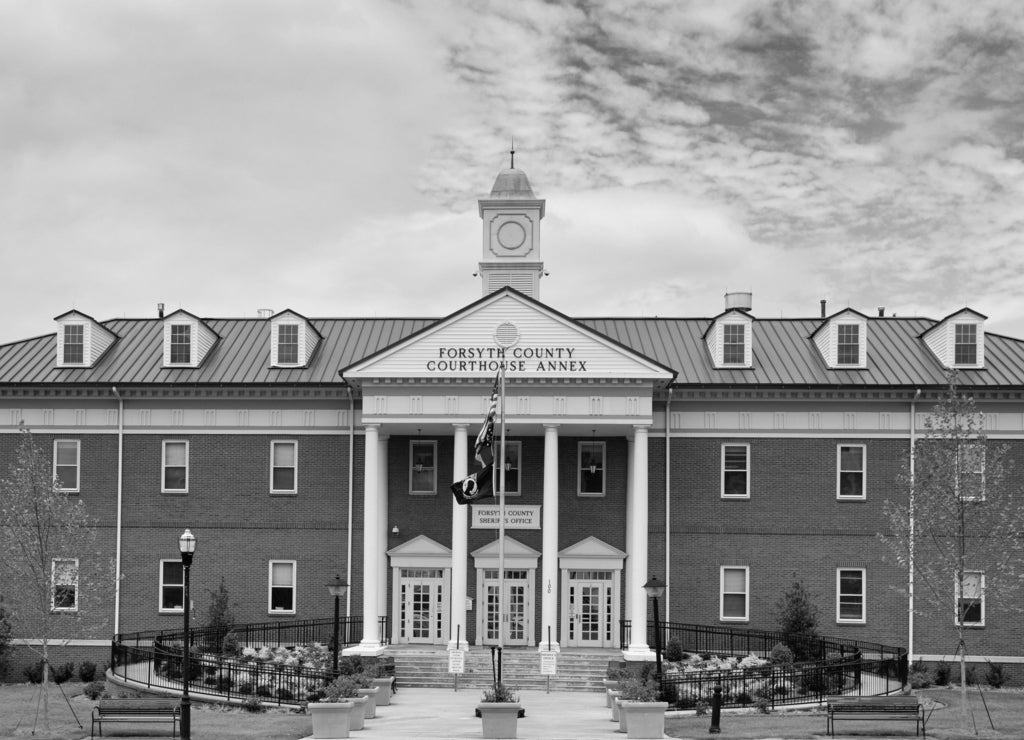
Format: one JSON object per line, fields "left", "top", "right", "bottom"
{"left": 543, "top": 423, "right": 561, "bottom": 431}
{"left": 452, "top": 422, "right": 470, "bottom": 431}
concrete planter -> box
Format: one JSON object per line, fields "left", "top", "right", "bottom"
{"left": 622, "top": 701, "right": 668, "bottom": 739}
{"left": 373, "top": 677, "right": 394, "bottom": 706}
{"left": 604, "top": 680, "right": 620, "bottom": 708}
{"left": 617, "top": 697, "right": 630, "bottom": 733}
{"left": 357, "top": 685, "right": 379, "bottom": 718}
{"left": 347, "top": 696, "right": 367, "bottom": 730}
{"left": 309, "top": 701, "right": 355, "bottom": 739}
{"left": 477, "top": 702, "right": 522, "bottom": 739}
{"left": 609, "top": 691, "right": 621, "bottom": 722}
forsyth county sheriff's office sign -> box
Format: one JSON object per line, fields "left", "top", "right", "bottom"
{"left": 471, "top": 504, "right": 541, "bottom": 529}
{"left": 427, "top": 346, "right": 588, "bottom": 374}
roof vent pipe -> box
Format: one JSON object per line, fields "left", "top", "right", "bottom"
{"left": 878, "top": 307, "right": 885, "bottom": 317}
{"left": 257, "top": 308, "right": 273, "bottom": 319}
{"left": 820, "top": 299, "right": 827, "bottom": 318}
{"left": 724, "top": 292, "right": 753, "bottom": 312}
{"left": 158, "top": 303, "right": 164, "bottom": 319}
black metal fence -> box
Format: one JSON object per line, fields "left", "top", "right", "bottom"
{"left": 111, "top": 616, "right": 390, "bottom": 707}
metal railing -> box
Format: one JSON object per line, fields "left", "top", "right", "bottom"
{"left": 111, "top": 616, "right": 390, "bottom": 707}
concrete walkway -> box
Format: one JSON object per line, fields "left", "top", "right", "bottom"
{"left": 301, "top": 686, "right": 655, "bottom": 740}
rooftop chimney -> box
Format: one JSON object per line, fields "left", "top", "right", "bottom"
{"left": 724, "top": 292, "right": 753, "bottom": 312}
{"left": 820, "top": 299, "right": 827, "bottom": 318}
{"left": 158, "top": 302, "right": 164, "bottom": 319}
{"left": 257, "top": 308, "right": 273, "bottom": 319}
{"left": 878, "top": 307, "right": 885, "bottom": 317}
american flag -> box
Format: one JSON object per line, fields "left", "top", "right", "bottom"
{"left": 474, "top": 373, "right": 499, "bottom": 468}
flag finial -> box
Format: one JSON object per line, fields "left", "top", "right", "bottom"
{"left": 510, "top": 137, "right": 515, "bottom": 169}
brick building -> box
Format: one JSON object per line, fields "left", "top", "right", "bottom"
{"left": 2, "top": 164, "right": 1024, "bottom": 676}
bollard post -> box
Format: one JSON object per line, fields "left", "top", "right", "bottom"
{"left": 709, "top": 683, "right": 722, "bottom": 734}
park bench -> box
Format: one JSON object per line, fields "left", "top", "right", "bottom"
{"left": 91, "top": 698, "right": 181, "bottom": 739}
{"left": 826, "top": 695, "right": 925, "bottom": 737}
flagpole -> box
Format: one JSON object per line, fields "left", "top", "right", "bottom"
{"left": 497, "top": 357, "right": 507, "bottom": 671}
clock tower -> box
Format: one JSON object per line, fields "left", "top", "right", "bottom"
{"left": 478, "top": 159, "right": 546, "bottom": 299}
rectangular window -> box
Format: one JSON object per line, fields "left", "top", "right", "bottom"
{"left": 837, "top": 324, "right": 860, "bottom": 365}
{"left": 954, "top": 324, "right": 977, "bottom": 365}
{"left": 162, "top": 441, "right": 189, "bottom": 493}
{"left": 837, "top": 568, "right": 866, "bottom": 623}
{"left": 53, "top": 440, "right": 80, "bottom": 492}
{"left": 63, "top": 325, "right": 84, "bottom": 364}
{"left": 956, "top": 571, "right": 984, "bottom": 627}
{"left": 722, "top": 324, "right": 745, "bottom": 365}
{"left": 578, "top": 441, "right": 605, "bottom": 496}
{"left": 170, "top": 325, "right": 191, "bottom": 364}
{"left": 837, "top": 444, "right": 866, "bottom": 499}
{"left": 160, "top": 560, "right": 185, "bottom": 612}
{"left": 720, "top": 566, "right": 748, "bottom": 621}
{"left": 498, "top": 441, "right": 521, "bottom": 495}
{"left": 52, "top": 558, "right": 78, "bottom": 612}
{"left": 960, "top": 444, "right": 986, "bottom": 501}
{"left": 721, "top": 444, "right": 749, "bottom": 498}
{"left": 271, "top": 441, "right": 297, "bottom": 493}
{"left": 269, "top": 561, "right": 296, "bottom": 613}
{"left": 410, "top": 441, "right": 436, "bottom": 495}
{"left": 277, "top": 324, "right": 299, "bottom": 365}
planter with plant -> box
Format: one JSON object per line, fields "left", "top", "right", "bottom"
{"left": 307, "top": 676, "right": 359, "bottom": 739}
{"left": 617, "top": 673, "right": 668, "bottom": 740}
{"left": 477, "top": 682, "right": 522, "bottom": 739}
{"left": 354, "top": 672, "right": 380, "bottom": 719}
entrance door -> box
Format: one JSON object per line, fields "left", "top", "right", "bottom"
{"left": 399, "top": 568, "right": 445, "bottom": 644}
{"left": 566, "top": 570, "right": 614, "bottom": 647}
{"left": 481, "top": 569, "right": 531, "bottom": 646}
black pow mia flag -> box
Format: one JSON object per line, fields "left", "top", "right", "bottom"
{"left": 450, "top": 464, "right": 494, "bottom": 504}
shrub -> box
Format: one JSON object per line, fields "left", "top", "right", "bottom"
{"left": 776, "top": 580, "right": 820, "bottom": 661}
{"left": 694, "top": 699, "right": 710, "bottom": 715}
{"left": 963, "top": 665, "right": 977, "bottom": 686}
{"left": 755, "top": 696, "right": 771, "bottom": 714}
{"left": 83, "top": 681, "right": 107, "bottom": 700}
{"left": 221, "top": 630, "right": 241, "bottom": 658}
{"left": 909, "top": 661, "right": 932, "bottom": 689}
{"left": 770, "top": 642, "right": 794, "bottom": 665}
{"left": 241, "top": 696, "right": 263, "bottom": 713}
{"left": 618, "top": 674, "right": 658, "bottom": 702}
{"left": 237, "top": 681, "right": 254, "bottom": 695}
{"left": 216, "top": 675, "right": 234, "bottom": 691}
{"left": 935, "top": 661, "right": 951, "bottom": 686}
{"left": 203, "top": 577, "right": 236, "bottom": 652}
{"left": 23, "top": 660, "right": 44, "bottom": 683}
{"left": 481, "top": 683, "right": 519, "bottom": 703}
{"left": 277, "top": 687, "right": 294, "bottom": 701}
{"left": 664, "top": 638, "right": 683, "bottom": 663}
{"left": 255, "top": 684, "right": 274, "bottom": 697}
{"left": 79, "top": 661, "right": 97, "bottom": 682}
{"left": 735, "top": 691, "right": 753, "bottom": 705}
{"left": 0, "top": 597, "right": 12, "bottom": 680}
{"left": 986, "top": 662, "right": 1006, "bottom": 689}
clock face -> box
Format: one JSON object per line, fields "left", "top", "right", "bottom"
{"left": 497, "top": 221, "right": 527, "bottom": 250}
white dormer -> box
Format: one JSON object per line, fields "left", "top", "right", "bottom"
{"left": 54, "top": 310, "right": 117, "bottom": 368}
{"left": 704, "top": 309, "right": 753, "bottom": 369}
{"left": 921, "top": 308, "right": 986, "bottom": 369}
{"left": 812, "top": 308, "right": 869, "bottom": 370}
{"left": 162, "top": 310, "right": 218, "bottom": 368}
{"left": 269, "top": 310, "right": 321, "bottom": 368}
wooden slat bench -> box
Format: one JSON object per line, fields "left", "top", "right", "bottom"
{"left": 91, "top": 698, "right": 181, "bottom": 739}
{"left": 826, "top": 696, "right": 925, "bottom": 737}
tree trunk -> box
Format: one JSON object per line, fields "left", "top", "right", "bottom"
{"left": 41, "top": 639, "right": 51, "bottom": 731}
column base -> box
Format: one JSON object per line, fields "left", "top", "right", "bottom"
{"left": 343, "top": 641, "right": 386, "bottom": 657}
{"left": 621, "top": 645, "right": 657, "bottom": 662}
{"left": 446, "top": 639, "right": 470, "bottom": 652}
{"left": 536, "top": 641, "right": 560, "bottom": 652}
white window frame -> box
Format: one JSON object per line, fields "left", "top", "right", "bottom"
{"left": 721, "top": 323, "right": 746, "bottom": 365}
{"left": 168, "top": 323, "right": 192, "bottom": 365}
{"left": 51, "top": 558, "right": 79, "bottom": 612}
{"left": 159, "top": 559, "right": 185, "bottom": 613}
{"left": 270, "top": 440, "right": 298, "bottom": 494}
{"left": 268, "top": 560, "right": 297, "bottom": 614}
{"left": 720, "top": 566, "right": 749, "bottom": 622}
{"left": 497, "top": 440, "right": 521, "bottom": 496}
{"left": 62, "top": 323, "right": 85, "bottom": 365}
{"left": 836, "top": 323, "right": 861, "bottom": 366}
{"left": 721, "top": 443, "right": 750, "bottom": 499}
{"left": 53, "top": 439, "right": 81, "bottom": 493}
{"left": 959, "top": 444, "right": 986, "bottom": 502}
{"left": 837, "top": 444, "right": 866, "bottom": 500}
{"left": 409, "top": 440, "right": 437, "bottom": 495}
{"left": 275, "top": 323, "right": 301, "bottom": 366}
{"left": 955, "top": 571, "right": 985, "bottom": 627}
{"left": 836, "top": 568, "right": 866, "bottom": 624}
{"left": 953, "top": 323, "right": 979, "bottom": 367}
{"left": 578, "top": 440, "right": 606, "bottom": 496}
{"left": 162, "top": 440, "right": 189, "bottom": 493}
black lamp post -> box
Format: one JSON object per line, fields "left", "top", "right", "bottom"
{"left": 643, "top": 575, "right": 666, "bottom": 677}
{"left": 178, "top": 529, "right": 197, "bottom": 740}
{"left": 327, "top": 574, "right": 349, "bottom": 677}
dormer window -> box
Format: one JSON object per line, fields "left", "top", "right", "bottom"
{"left": 269, "top": 310, "right": 321, "bottom": 368}
{"left": 837, "top": 324, "right": 860, "bottom": 365}
{"left": 704, "top": 309, "right": 753, "bottom": 369}
{"left": 955, "top": 323, "right": 977, "bottom": 366}
{"left": 169, "top": 325, "right": 191, "bottom": 364}
{"left": 63, "top": 325, "right": 84, "bottom": 364}
{"left": 812, "top": 309, "right": 868, "bottom": 369}
{"left": 921, "top": 308, "right": 986, "bottom": 369}
{"left": 277, "top": 324, "right": 299, "bottom": 365}
{"left": 723, "top": 325, "right": 746, "bottom": 365}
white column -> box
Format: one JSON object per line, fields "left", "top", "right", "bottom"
{"left": 347, "top": 423, "right": 384, "bottom": 655}
{"left": 377, "top": 434, "right": 389, "bottom": 622}
{"left": 624, "top": 434, "right": 635, "bottom": 629}
{"left": 540, "top": 423, "right": 560, "bottom": 651}
{"left": 449, "top": 423, "right": 470, "bottom": 651}
{"left": 623, "top": 424, "right": 654, "bottom": 661}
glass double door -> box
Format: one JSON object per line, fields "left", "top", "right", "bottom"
{"left": 399, "top": 568, "right": 445, "bottom": 644}
{"left": 481, "top": 569, "right": 530, "bottom": 646}
{"left": 565, "top": 571, "right": 615, "bottom": 647}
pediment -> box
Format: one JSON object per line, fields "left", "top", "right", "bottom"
{"left": 558, "top": 536, "right": 626, "bottom": 560}
{"left": 386, "top": 535, "right": 451, "bottom": 558}
{"left": 342, "top": 288, "right": 674, "bottom": 382}
{"left": 471, "top": 536, "right": 541, "bottom": 560}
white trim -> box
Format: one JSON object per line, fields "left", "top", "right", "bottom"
{"left": 51, "top": 558, "right": 79, "bottom": 612}
{"left": 268, "top": 560, "right": 297, "bottom": 615}
{"left": 409, "top": 439, "right": 437, "bottom": 495}
{"left": 161, "top": 440, "right": 189, "bottom": 493}
{"left": 834, "top": 321, "right": 866, "bottom": 368}
{"left": 270, "top": 440, "right": 298, "bottom": 494}
{"left": 13, "top": 638, "right": 110, "bottom": 647}
{"left": 721, "top": 443, "right": 750, "bottom": 499}
{"left": 836, "top": 568, "right": 866, "bottom": 624}
{"left": 720, "top": 565, "right": 749, "bottom": 622}
{"left": 501, "top": 440, "right": 522, "bottom": 496}
{"left": 836, "top": 443, "right": 866, "bottom": 500}
{"left": 273, "top": 322, "right": 303, "bottom": 367}
{"left": 956, "top": 571, "right": 985, "bottom": 628}
{"left": 158, "top": 559, "right": 185, "bottom": 613}
{"left": 916, "top": 653, "right": 1024, "bottom": 663}
{"left": 577, "top": 440, "right": 606, "bottom": 496}
{"left": 53, "top": 438, "right": 81, "bottom": 493}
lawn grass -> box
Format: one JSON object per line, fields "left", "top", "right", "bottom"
{"left": 0, "top": 682, "right": 309, "bottom": 740}
{"left": 665, "top": 687, "right": 1024, "bottom": 739}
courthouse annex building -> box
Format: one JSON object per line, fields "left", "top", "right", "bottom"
{"left": 2, "top": 164, "right": 1024, "bottom": 674}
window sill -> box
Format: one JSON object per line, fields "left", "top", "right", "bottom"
{"left": 160, "top": 609, "right": 185, "bottom": 615}
{"left": 720, "top": 618, "right": 748, "bottom": 623}
{"left": 270, "top": 491, "right": 297, "bottom": 496}
{"left": 409, "top": 491, "right": 437, "bottom": 496}
{"left": 721, "top": 495, "right": 750, "bottom": 500}
{"left": 268, "top": 611, "right": 296, "bottom": 617}
{"left": 837, "top": 620, "right": 866, "bottom": 626}
{"left": 162, "top": 490, "right": 189, "bottom": 496}
{"left": 836, "top": 496, "right": 866, "bottom": 502}
{"left": 577, "top": 492, "right": 606, "bottom": 497}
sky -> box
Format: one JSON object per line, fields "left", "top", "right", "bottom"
{"left": 2, "top": 0, "right": 1023, "bottom": 345}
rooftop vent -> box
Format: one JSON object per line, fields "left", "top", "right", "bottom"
{"left": 724, "top": 292, "right": 752, "bottom": 312}
{"left": 257, "top": 308, "right": 273, "bottom": 319}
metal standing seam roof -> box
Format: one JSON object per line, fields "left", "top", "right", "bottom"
{"left": 1, "top": 315, "right": 1024, "bottom": 388}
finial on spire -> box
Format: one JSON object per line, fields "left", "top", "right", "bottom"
{"left": 510, "top": 137, "right": 515, "bottom": 169}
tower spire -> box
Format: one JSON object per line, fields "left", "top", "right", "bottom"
{"left": 510, "top": 137, "right": 515, "bottom": 169}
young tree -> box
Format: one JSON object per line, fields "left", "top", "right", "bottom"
{"left": 0, "top": 427, "right": 113, "bottom": 729}
{"left": 881, "top": 375, "right": 1024, "bottom": 730}
{"left": 775, "top": 579, "right": 820, "bottom": 661}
